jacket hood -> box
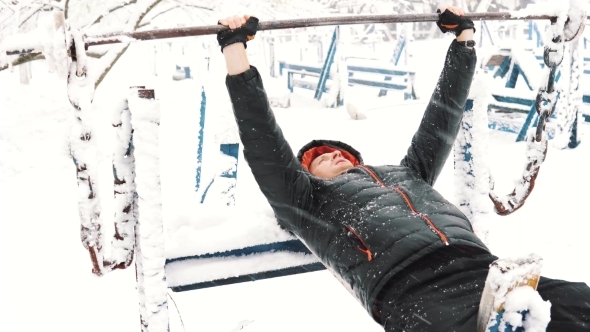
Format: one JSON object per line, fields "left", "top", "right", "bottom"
{"left": 297, "top": 139, "right": 364, "bottom": 171}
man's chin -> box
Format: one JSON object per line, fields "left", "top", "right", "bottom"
{"left": 337, "top": 163, "right": 354, "bottom": 172}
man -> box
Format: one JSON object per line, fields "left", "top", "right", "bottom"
{"left": 217, "top": 6, "right": 590, "bottom": 332}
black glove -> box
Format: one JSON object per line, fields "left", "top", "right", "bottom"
{"left": 217, "top": 16, "right": 259, "bottom": 52}
{"left": 436, "top": 9, "right": 475, "bottom": 36}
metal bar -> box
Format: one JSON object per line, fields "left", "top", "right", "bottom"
{"left": 4, "top": 12, "right": 583, "bottom": 56}
{"left": 86, "top": 12, "right": 564, "bottom": 47}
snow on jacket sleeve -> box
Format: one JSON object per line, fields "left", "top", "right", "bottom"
{"left": 401, "top": 40, "right": 476, "bottom": 186}
{"left": 226, "top": 66, "right": 312, "bottom": 229}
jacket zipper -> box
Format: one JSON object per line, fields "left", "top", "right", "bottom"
{"left": 345, "top": 225, "right": 374, "bottom": 261}
{"left": 359, "top": 165, "right": 449, "bottom": 246}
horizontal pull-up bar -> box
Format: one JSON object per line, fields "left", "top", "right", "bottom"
{"left": 3, "top": 11, "right": 585, "bottom": 56}
{"left": 86, "top": 12, "right": 569, "bottom": 46}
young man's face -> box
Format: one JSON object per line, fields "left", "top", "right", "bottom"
{"left": 309, "top": 150, "right": 354, "bottom": 179}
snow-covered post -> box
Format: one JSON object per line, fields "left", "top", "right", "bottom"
{"left": 199, "top": 100, "right": 241, "bottom": 206}
{"left": 454, "top": 72, "right": 493, "bottom": 244}
{"left": 314, "top": 26, "right": 339, "bottom": 102}
{"left": 195, "top": 86, "right": 207, "bottom": 192}
{"left": 128, "top": 89, "right": 169, "bottom": 332}
{"left": 212, "top": 113, "right": 241, "bottom": 206}
{"left": 19, "top": 61, "right": 31, "bottom": 84}
{"left": 477, "top": 254, "right": 550, "bottom": 332}
{"left": 110, "top": 89, "right": 141, "bottom": 270}
{"left": 324, "top": 26, "right": 347, "bottom": 108}
{"left": 214, "top": 99, "right": 240, "bottom": 206}
{"left": 554, "top": 36, "right": 582, "bottom": 149}
{"left": 268, "top": 37, "right": 276, "bottom": 78}
{"left": 402, "top": 24, "right": 414, "bottom": 100}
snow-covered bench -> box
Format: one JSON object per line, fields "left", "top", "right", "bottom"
{"left": 165, "top": 207, "right": 325, "bottom": 292}
{"left": 278, "top": 60, "right": 415, "bottom": 99}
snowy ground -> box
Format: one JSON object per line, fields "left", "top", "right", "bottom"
{"left": 3, "top": 25, "right": 590, "bottom": 332}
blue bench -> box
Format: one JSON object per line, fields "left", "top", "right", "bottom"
{"left": 166, "top": 240, "right": 325, "bottom": 292}
{"left": 279, "top": 61, "right": 415, "bottom": 100}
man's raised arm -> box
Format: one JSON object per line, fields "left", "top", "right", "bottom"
{"left": 400, "top": 6, "right": 476, "bottom": 186}
{"left": 220, "top": 16, "right": 312, "bottom": 227}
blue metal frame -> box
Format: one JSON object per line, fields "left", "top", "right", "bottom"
{"left": 527, "top": 21, "right": 543, "bottom": 48}
{"left": 487, "top": 309, "right": 528, "bottom": 332}
{"left": 488, "top": 49, "right": 568, "bottom": 142}
{"left": 167, "top": 240, "right": 325, "bottom": 292}
{"left": 314, "top": 26, "right": 339, "bottom": 101}
{"left": 459, "top": 99, "right": 474, "bottom": 169}
{"left": 170, "top": 262, "right": 325, "bottom": 292}
{"left": 279, "top": 61, "right": 413, "bottom": 78}
{"left": 479, "top": 21, "right": 496, "bottom": 47}
{"left": 175, "top": 65, "right": 191, "bottom": 79}
{"left": 220, "top": 143, "right": 239, "bottom": 178}
{"left": 195, "top": 86, "right": 206, "bottom": 191}
{"left": 281, "top": 61, "right": 414, "bottom": 98}
{"left": 392, "top": 33, "right": 406, "bottom": 67}
{"left": 515, "top": 104, "right": 542, "bottom": 142}
{"left": 380, "top": 33, "right": 406, "bottom": 97}
{"left": 200, "top": 143, "right": 240, "bottom": 205}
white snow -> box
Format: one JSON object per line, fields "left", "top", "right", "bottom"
{"left": 2, "top": 2, "right": 590, "bottom": 332}
{"left": 486, "top": 254, "right": 544, "bottom": 311}
{"left": 0, "top": 29, "right": 46, "bottom": 54}
{"left": 502, "top": 286, "right": 552, "bottom": 332}
{"left": 165, "top": 206, "right": 297, "bottom": 260}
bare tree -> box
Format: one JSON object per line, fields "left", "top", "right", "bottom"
{"left": 1, "top": 0, "right": 214, "bottom": 89}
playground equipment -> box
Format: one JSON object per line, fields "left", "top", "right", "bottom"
{"left": 2, "top": 9, "right": 587, "bottom": 332}
{"left": 475, "top": 18, "right": 586, "bottom": 148}
{"left": 504, "top": 44, "right": 584, "bottom": 146}
{"left": 278, "top": 24, "right": 416, "bottom": 106}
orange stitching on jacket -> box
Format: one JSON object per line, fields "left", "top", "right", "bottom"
{"left": 359, "top": 166, "right": 449, "bottom": 246}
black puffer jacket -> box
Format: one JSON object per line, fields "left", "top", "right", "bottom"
{"left": 226, "top": 40, "right": 489, "bottom": 317}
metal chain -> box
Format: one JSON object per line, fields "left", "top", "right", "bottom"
{"left": 488, "top": 18, "right": 567, "bottom": 216}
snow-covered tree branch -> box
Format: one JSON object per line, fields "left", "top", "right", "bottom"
{"left": 0, "top": 0, "right": 214, "bottom": 83}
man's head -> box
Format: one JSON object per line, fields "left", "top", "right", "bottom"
{"left": 308, "top": 149, "right": 355, "bottom": 179}
{"left": 298, "top": 140, "right": 363, "bottom": 179}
